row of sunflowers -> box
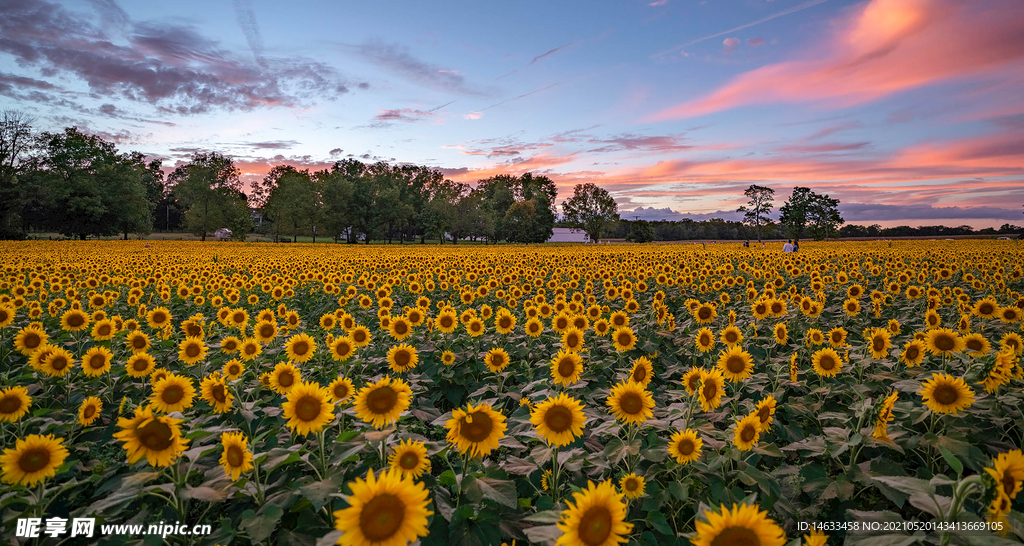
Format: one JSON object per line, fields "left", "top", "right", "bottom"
{"left": 1, "top": 240, "right": 1023, "bottom": 546}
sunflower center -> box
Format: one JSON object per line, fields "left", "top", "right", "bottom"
{"left": 619, "top": 392, "right": 643, "bottom": 415}
{"left": 295, "top": 395, "right": 321, "bottom": 421}
{"left": 935, "top": 335, "right": 954, "bottom": 351}
{"left": 688, "top": 375, "right": 701, "bottom": 391}
{"left": 499, "top": 317, "right": 511, "bottom": 329}
{"left": 137, "top": 419, "right": 174, "bottom": 451}
{"left": 0, "top": 395, "right": 23, "bottom": 414}
{"left": 233, "top": 312, "right": 245, "bottom": 323}
{"left": 399, "top": 452, "right": 419, "bottom": 470}
{"left": 153, "top": 313, "right": 166, "bottom": 324}
{"left": 229, "top": 364, "right": 241, "bottom": 375}
{"left": 225, "top": 340, "right": 237, "bottom": 350}
{"left": 162, "top": 385, "right": 184, "bottom": 404}
{"left": 567, "top": 334, "right": 580, "bottom": 347}
{"left": 933, "top": 384, "right": 960, "bottom": 405}
{"left": 700, "top": 334, "right": 711, "bottom": 346}
{"left": 395, "top": 350, "right": 410, "bottom": 367}
{"left": 292, "top": 341, "right": 309, "bottom": 355}
{"left": 260, "top": 325, "right": 274, "bottom": 338}
{"left": 558, "top": 357, "right": 576, "bottom": 378}
{"left": 710, "top": 525, "right": 761, "bottom": 546}
{"left": 726, "top": 332, "right": 738, "bottom": 344}
{"left": 18, "top": 447, "right": 52, "bottom": 473}
{"left": 367, "top": 387, "right": 398, "bottom": 414}
{"left": 395, "top": 322, "right": 408, "bottom": 335}
{"left": 677, "top": 438, "right": 694, "bottom": 456}
{"left": 461, "top": 411, "right": 494, "bottom": 442}
{"left": 967, "top": 339, "right": 982, "bottom": 351}
{"left": 83, "top": 405, "right": 96, "bottom": 419}
{"left": 1002, "top": 473, "right": 1017, "bottom": 497}
{"left": 359, "top": 493, "right": 406, "bottom": 542}
{"left": 24, "top": 333, "right": 41, "bottom": 349}
{"left": 740, "top": 424, "right": 757, "bottom": 443}
{"left": 68, "top": 314, "right": 84, "bottom": 327}
{"left": 88, "top": 354, "right": 106, "bottom": 369}
{"left": 726, "top": 356, "right": 746, "bottom": 374}
{"left": 873, "top": 337, "right": 885, "bottom": 352}
{"left": 490, "top": 354, "right": 505, "bottom": 367}
{"left": 577, "top": 506, "right": 613, "bottom": 546}
{"left": 617, "top": 332, "right": 632, "bottom": 346}
{"left": 226, "top": 445, "right": 244, "bottom": 467}
{"left": 819, "top": 356, "right": 835, "bottom": 370}
{"left": 980, "top": 303, "right": 994, "bottom": 315}
{"left": 440, "top": 316, "right": 453, "bottom": 328}
{"left": 544, "top": 406, "right": 573, "bottom": 433}
{"left": 132, "top": 358, "right": 149, "bottom": 371}
{"left": 185, "top": 344, "right": 201, "bottom": 357}
{"left": 334, "top": 384, "right": 349, "bottom": 400}
{"left": 702, "top": 381, "right": 718, "bottom": 401}
{"left": 50, "top": 356, "right": 68, "bottom": 370}
{"left": 757, "top": 405, "right": 771, "bottom": 424}
{"left": 98, "top": 324, "right": 111, "bottom": 335}
{"left": 245, "top": 344, "right": 258, "bottom": 355}
{"left": 212, "top": 384, "right": 227, "bottom": 403}
{"left": 624, "top": 478, "right": 639, "bottom": 492}
{"left": 632, "top": 366, "right": 647, "bottom": 383}
{"left": 907, "top": 346, "right": 920, "bottom": 360}
{"left": 698, "top": 308, "right": 712, "bottom": 320}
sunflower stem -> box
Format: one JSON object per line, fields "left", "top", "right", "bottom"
{"left": 551, "top": 445, "right": 560, "bottom": 508}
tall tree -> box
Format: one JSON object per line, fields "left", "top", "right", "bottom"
{"left": 779, "top": 187, "right": 813, "bottom": 239}
{"left": 806, "top": 192, "right": 844, "bottom": 240}
{"left": 259, "top": 165, "right": 318, "bottom": 242}
{"left": 168, "top": 152, "right": 249, "bottom": 241}
{"left": 737, "top": 184, "right": 775, "bottom": 242}
{"left": 0, "top": 110, "right": 35, "bottom": 238}
{"left": 316, "top": 167, "right": 355, "bottom": 243}
{"left": 561, "top": 182, "right": 619, "bottom": 243}
{"left": 626, "top": 219, "right": 655, "bottom": 243}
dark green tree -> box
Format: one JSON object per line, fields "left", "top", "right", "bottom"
{"left": 258, "top": 165, "right": 319, "bottom": 242}
{"left": 779, "top": 187, "right": 812, "bottom": 239}
{"left": 561, "top": 182, "right": 619, "bottom": 243}
{"left": 626, "top": 219, "right": 655, "bottom": 243}
{"left": 806, "top": 192, "right": 844, "bottom": 240}
{"left": 168, "top": 152, "right": 250, "bottom": 241}
{"left": 737, "top": 184, "right": 775, "bottom": 242}
{"left": 0, "top": 110, "right": 35, "bottom": 239}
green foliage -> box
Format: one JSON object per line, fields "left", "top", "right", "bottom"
{"left": 737, "top": 184, "right": 775, "bottom": 242}
{"left": 170, "top": 152, "right": 251, "bottom": 241}
{"left": 626, "top": 219, "right": 655, "bottom": 243}
{"left": 561, "top": 182, "right": 619, "bottom": 243}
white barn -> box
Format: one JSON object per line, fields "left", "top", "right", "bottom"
{"left": 548, "top": 227, "right": 590, "bottom": 243}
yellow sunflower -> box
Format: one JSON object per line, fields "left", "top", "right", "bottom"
{"left": 963, "top": 333, "right": 992, "bottom": 357}
{"left": 692, "top": 503, "right": 786, "bottom": 546}
{"left": 525, "top": 317, "right": 544, "bottom": 337}
{"left": 60, "top": 308, "right": 90, "bottom": 331}
{"left": 40, "top": 347, "right": 75, "bottom": 377}
{"left": 485, "top": 347, "right": 511, "bottom": 373}
{"left": 81, "top": 346, "right": 113, "bottom": 377}
{"left": 0, "top": 434, "right": 69, "bottom": 486}
{"left": 284, "top": 333, "right": 316, "bottom": 363}
{"left": 682, "top": 367, "right": 704, "bottom": 395}
{"left": 562, "top": 327, "right": 585, "bottom": 353}
{"left": 387, "top": 343, "right": 419, "bottom": 374}
{"left": 389, "top": 439, "right": 431, "bottom": 479}
{"left": 329, "top": 376, "right": 355, "bottom": 403}
{"left": 466, "top": 317, "right": 485, "bottom": 337}
{"left": 611, "top": 327, "right": 637, "bottom": 352}
{"left": 150, "top": 373, "right": 196, "bottom": 413}
{"left": 495, "top": 312, "right": 516, "bottom": 334}
{"left": 555, "top": 480, "right": 633, "bottom": 546}
{"left": 282, "top": 381, "right": 335, "bottom": 436}
{"left": 125, "top": 352, "right": 156, "bottom": 378}
{"left": 984, "top": 450, "right": 1024, "bottom": 500}
{"left": 811, "top": 348, "right": 843, "bottom": 378}
{"left": 1001, "top": 332, "right": 1023, "bottom": 355}
{"left": 90, "top": 319, "right": 115, "bottom": 340}
{"left": 867, "top": 328, "right": 892, "bottom": 359}
{"left": 628, "top": 356, "right": 653, "bottom": 387}
{"left": 446, "top": 403, "right": 507, "bottom": 457}
{"left": 972, "top": 297, "right": 999, "bottom": 318}
{"left": 354, "top": 376, "right": 412, "bottom": 429}
{"left": 177, "top": 336, "right": 208, "bottom": 365}
{"left": 145, "top": 307, "right": 172, "bottom": 330}
{"left": 125, "top": 330, "right": 151, "bottom": 353}
{"left": 388, "top": 316, "right": 413, "bottom": 341}
{"left": 695, "top": 327, "right": 716, "bottom": 353}
{"left": 330, "top": 335, "right": 356, "bottom": 362}
{"left": 530, "top": 393, "right": 587, "bottom": 446}
{"left": 78, "top": 396, "right": 103, "bottom": 426}
{"left": 606, "top": 381, "right": 655, "bottom": 425}
{"left": 200, "top": 373, "right": 233, "bottom": 413}
{"left": 667, "top": 429, "right": 703, "bottom": 465}
{"left": 716, "top": 346, "right": 754, "bottom": 383}
{"left": 239, "top": 337, "right": 262, "bottom": 361}
{"left": 733, "top": 413, "right": 762, "bottom": 451}
{"left": 14, "top": 326, "right": 47, "bottom": 355}
{"left": 773, "top": 323, "right": 788, "bottom": 345}
{"left": 872, "top": 391, "right": 898, "bottom": 441}
{"left": 720, "top": 325, "right": 744, "bottom": 347}
{"left": 441, "top": 350, "right": 456, "bottom": 366}
{"left": 619, "top": 473, "right": 646, "bottom": 500}
{"left": 223, "top": 359, "right": 245, "bottom": 380}
{"left": 333, "top": 467, "right": 432, "bottom": 546}
{"left": 253, "top": 319, "right": 278, "bottom": 343}
{"left": 220, "top": 431, "right": 254, "bottom": 481}
{"left": 270, "top": 362, "right": 301, "bottom": 394}
{"left": 827, "top": 327, "right": 848, "bottom": 348}
{"left": 926, "top": 328, "right": 965, "bottom": 356}
{"left": 220, "top": 335, "right": 241, "bottom": 354}
{"left": 551, "top": 350, "right": 584, "bottom": 386}
{"left": 436, "top": 311, "right": 458, "bottom": 333}
{"left": 0, "top": 386, "right": 32, "bottom": 423}
{"left": 113, "top": 406, "right": 189, "bottom": 467}
{"left": 694, "top": 303, "right": 717, "bottom": 324}
{"left": 754, "top": 395, "right": 777, "bottom": 432}
{"left": 698, "top": 368, "right": 725, "bottom": 411}
{"left": 920, "top": 373, "right": 974, "bottom": 414}
{"left": 901, "top": 339, "right": 927, "bottom": 367}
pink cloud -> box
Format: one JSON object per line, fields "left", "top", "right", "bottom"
{"left": 648, "top": 0, "right": 1024, "bottom": 120}
{"left": 722, "top": 37, "right": 740, "bottom": 53}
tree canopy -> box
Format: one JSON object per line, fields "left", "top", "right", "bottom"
{"left": 561, "top": 182, "right": 619, "bottom": 243}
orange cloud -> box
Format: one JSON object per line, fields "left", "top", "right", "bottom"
{"left": 647, "top": 0, "right": 1024, "bottom": 120}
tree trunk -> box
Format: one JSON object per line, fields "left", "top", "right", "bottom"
{"left": 80, "top": 233, "right": 87, "bottom": 241}
{"left": 201, "top": 232, "right": 206, "bottom": 242}
{"left": 123, "top": 230, "right": 128, "bottom": 240}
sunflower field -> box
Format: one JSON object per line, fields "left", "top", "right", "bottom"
{"left": 2, "top": 240, "right": 1024, "bottom": 546}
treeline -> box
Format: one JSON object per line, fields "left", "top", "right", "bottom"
{"left": 838, "top": 223, "right": 1021, "bottom": 238}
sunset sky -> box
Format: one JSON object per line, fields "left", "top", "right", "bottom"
{"left": 1, "top": 0, "right": 1022, "bottom": 228}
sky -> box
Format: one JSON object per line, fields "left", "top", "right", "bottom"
{"left": 1, "top": 0, "right": 1022, "bottom": 228}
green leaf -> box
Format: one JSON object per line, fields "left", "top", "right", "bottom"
{"left": 240, "top": 504, "right": 283, "bottom": 544}
{"left": 938, "top": 446, "right": 963, "bottom": 476}
{"left": 646, "top": 510, "right": 673, "bottom": 535}
{"left": 474, "top": 477, "right": 518, "bottom": 509}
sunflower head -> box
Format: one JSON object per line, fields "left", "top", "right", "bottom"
{"left": 667, "top": 429, "right": 703, "bottom": 465}
{"left": 0, "top": 386, "right": 32, "bottom": 423}
{"left": 606, "top": 381, "right": 655, "bottom": 425}
{"left": 446, "top": 402, "right": 507, "bottom": 457}
{"left": 556, "top": 480, "right": 634, "bottom": 546}
{"left": 692, "top": 503, "right": 786, "bottom": 546}
{"left": 530, "top": 393, "right": 587, "bottom": 447}
{"left": 332, "top": 467, "right": 433, "bottom": 546}
{"left": 619, "top": 473, "right": 646, "bottom": 499}
{"left": 0, "top": 434, "right": 69, "bottom": 486}
{"left": 282, "top": 381, "right": 335, "bottom": 436}
{"left": 220, "top": 431, "right": 254, "bottom": 481}
{"left": 389, "top": 439, "right": 431, "bottom": 479}
{"left": 920, "top": 373, "right": 975, "bottom": 415}
{"left": 354, "top": 376, "right": 413, "bottom": 429}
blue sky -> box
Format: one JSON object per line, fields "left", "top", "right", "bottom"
{"left": 2, "top": 0, "right": 1022, "bottom": 227}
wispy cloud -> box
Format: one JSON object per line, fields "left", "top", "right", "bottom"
{"left": 347, "top": 40, "right": 487, "bottom": 96}
{"left": 232, "top": 0, "right": 266, "bottom": 67}
{"left": 647, "top": 0, "right": 1024, "bottom": 120}
{"left": 483, "top": 83, "right": 562, "bottom": 110}
{"left": 529, "top": 42, "right": 576, "bottom": 65}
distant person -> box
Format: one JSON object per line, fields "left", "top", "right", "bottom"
{"left": 783, "top": 240, "right": 794, "bottom": 253}
{"left": 793, "top": 240, "right": 800, "bottom": 252}
{"left": 743, "top": 240, "right": 750, "bottom": 247}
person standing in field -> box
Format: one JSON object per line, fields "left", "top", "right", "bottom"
{"left": 783, "top": 240, "right": 794, "bottom": 253}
